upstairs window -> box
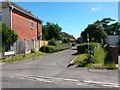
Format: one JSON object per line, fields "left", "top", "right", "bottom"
{"left": 30, "top": 20, "right": 34, "bottom": 29}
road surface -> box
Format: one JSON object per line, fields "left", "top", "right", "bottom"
{"left": 1, "top": 49, "right": 119, "bottom": 88}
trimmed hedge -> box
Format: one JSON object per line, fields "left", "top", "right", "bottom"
{"left": 40, "top": 43, "right": 71, "bottom": 53}
{"left": 77, "top": 42, "right": 99, "bottom": 54}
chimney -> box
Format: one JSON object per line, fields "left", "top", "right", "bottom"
{"left": 28, "top": 11, "right": 32, "bottom": 14}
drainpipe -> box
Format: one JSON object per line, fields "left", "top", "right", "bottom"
{"left": 37, "top": 20, "right": 39, "bottom": 40}
{"left": 9, "top": 6, "right": 13, "bottom": 29}
{"left": 8, "top": 6, "right": 13, "bottom": 51}
{"left": 37, "top": 19, "right": 40, "bottom": 49}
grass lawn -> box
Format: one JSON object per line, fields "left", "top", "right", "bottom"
{"left": 74, "top": 43, "right": 117, "bottom": 70}
{"left": 73, "top": 54, "right": 87, "bottom": 65}
{"left": 2, "top": 51, "right": 46, "bottom": 63}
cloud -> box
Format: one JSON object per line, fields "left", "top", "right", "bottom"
{"left": 60, "top": 16, "right": 71, "bottom": 22}
{"left": 91, "top": 7, "right": 102, "bottom": 11}
{"left": 64, "top": 16, "right": 70, "bottom": 20}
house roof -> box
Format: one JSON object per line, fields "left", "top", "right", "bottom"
{"left": 63, "top": 32, "right": 75, "bottom": 39}
{"left": 2, "top": 1, "right": 42, "bottom": 23}
{"left": 63, "top": 32, "right": 76, "bottom": 41}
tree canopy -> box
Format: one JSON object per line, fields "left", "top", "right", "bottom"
{"left": 93, "top": 18, "right": 120, "bottom": 35}
{"left": 1, "top": 23, "right": 18, "bottom": 50}
{"left": 81, "top": 18, "right": 119, "bottom": 44}
{"left": 42, "top": 22, "right": 62, "bottom": 40}
{"left": 81, "top": 24, "right": 107, "bottom": 44}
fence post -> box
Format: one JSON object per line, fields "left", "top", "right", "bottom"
{"left": 44, "top": 39, "right": 45, "bottom": 52}
{"left": 23, "top": 39, "right": 26, "bottom": 57}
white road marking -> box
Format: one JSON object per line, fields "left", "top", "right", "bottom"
{"left": 2, "top": 73, "right": 119, "bottom": 88}
{"left": 70, "top": 56, "right": 77, "bottom": 64}
{"left": 83, "top": 80, "right": 119, "bottom": 88}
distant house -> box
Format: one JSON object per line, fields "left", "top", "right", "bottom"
{"left": 106, "top": 35, "right": 120, "bottom": 46}
{"left": 76, "top": 37, "right": 83, "bottom": 43}
{"left": 2, "top": 1, "right": 43, "bottom": 53}
{"left": 63, "top": 32, "right": 76, "bottom": 42}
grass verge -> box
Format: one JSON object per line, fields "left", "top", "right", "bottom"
{"left": 73, "top": 43, "right": 117, "bottom": 70}
{"left": 2, "top": 51, "right": 46, "bottom": 63}
{"left": 73, "top": 54, "right": 87, "bottom": 65}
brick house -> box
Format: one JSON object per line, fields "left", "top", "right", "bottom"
{"left": 2, "top": 1, "right": 42, "bottom": 40}
{"left": 2, "top": 1, "right": 43, "bottom": 53}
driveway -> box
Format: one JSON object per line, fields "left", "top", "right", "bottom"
{"left": 2, "top": 49, "right": 119, "bottom": 88}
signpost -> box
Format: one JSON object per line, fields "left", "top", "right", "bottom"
{"left": 4, "top": 51, "right": 15, "bottom": 58}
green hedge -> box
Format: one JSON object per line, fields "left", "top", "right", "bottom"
{"left": 77, "top": 42, "right": 99, "bottom": 54}
{"left": 40, "top": 43, "right": 71, "bottom": 53}
{"left": 49, "top": 38, "right": 57, "bottom": 46}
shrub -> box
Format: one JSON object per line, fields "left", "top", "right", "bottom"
{"left": 62, "top": 37, "right": 70, "bottom": 43}
{"left": 72, "top": 42, "right": 76, "bottom": 46}
{"left": 40, "top": 43, "right": 71, "bottom": 53}
{"left": 49, "top": 38, "right": 57, "bottom": 46}
{"left": 31, "top": 48, "right": 36, "bottom": 53}
{"left": 104, "top": 63, "right": 117, "bottom": 70}
{"left": 40, "top": 46, "right": 54, "bottom": 53}
{"left": 77, "top": 42, "right": 98, "bottom": 54}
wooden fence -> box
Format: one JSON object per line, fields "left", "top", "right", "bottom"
{"left": 5, "top": 40, "right": 48, "bottom": 54}
{"left": 40, "top": 40, "right": 48, "bottom": 48}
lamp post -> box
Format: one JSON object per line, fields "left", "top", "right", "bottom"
{"left": 87, "top": 33, "right": 92, "bottom": 62}
{"left": 87, "top": 33, "right": 89, "bottom": 54}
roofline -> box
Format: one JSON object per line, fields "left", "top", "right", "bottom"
{"left": 2, "top": 2, "right": 43, "bottom": 23}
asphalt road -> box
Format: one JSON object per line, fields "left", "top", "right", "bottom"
{"left": 1, "top": 49, "right": 119, "bottom": 88}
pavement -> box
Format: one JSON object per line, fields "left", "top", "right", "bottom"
{"left": 1, "top": 48, "right": 119, "bottom": 88}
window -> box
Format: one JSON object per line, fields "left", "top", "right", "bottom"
{"left": 30, "top": 20, "right": 34, "bottom": 29}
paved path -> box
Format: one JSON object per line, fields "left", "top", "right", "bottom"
{"left": 2, "top": 49, "right": 119, "bottom": 88}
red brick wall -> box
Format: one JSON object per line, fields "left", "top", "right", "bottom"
{"left": 12, "top": 10, "right": 42, "bottom": 40}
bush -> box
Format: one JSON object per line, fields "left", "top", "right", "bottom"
{"left": 49, "top": 38, "right": 57, "bottom": 46}
{"left": 72, "top": 42, "right": 76, "bottom": 46}
{"left": 62, "top": 37, "right": 70, "bottom": 43}
{"left": 40, "top": 43, "right": 71, "bottom": 53}
{"left": 77, "top": 42, "right": 98, "bottom": 54}
{"left": 40, "top": 46, "right": 54, "bottom": 53}
{"left": 31, "top": 48, "right": 36, "bottom": 53}
{"left": 104, "top": 63, "right": 117, "bottom": 70}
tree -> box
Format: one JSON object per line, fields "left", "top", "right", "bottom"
{"left": 94, "top": 18, "right": 116, "bottom": 35}
{"left": 81, "top": 24, "right": 107, "bottom": 44}
{"left": 1, "top": 23, "right": 18, "bottom": 51}
{"left": 42, "top": 22, "right": 62, "bottom": 40}
{"left": 81, "top": 18, "right": 120, "bottom": 44}
{"left": 109, "top": 22, "right": 120, "bottom": 35}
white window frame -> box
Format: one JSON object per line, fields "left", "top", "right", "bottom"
{"left": 30, "top": 20, "right": 34, "bottom": 29}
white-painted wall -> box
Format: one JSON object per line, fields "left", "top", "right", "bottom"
{"left": 106, "top": 35, "right": 120, "bottom": 46}
{"left": 2, "top": 7, "right": 11, "bottom": 28}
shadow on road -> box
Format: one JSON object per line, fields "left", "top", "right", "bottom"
{"left": 72, "top": 52, "right": 78, "bottom": 55}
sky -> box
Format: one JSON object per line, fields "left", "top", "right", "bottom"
{"left": 15, "top": 2, "right": 118, "bottom": 39}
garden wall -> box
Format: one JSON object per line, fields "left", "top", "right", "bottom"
{"left": 108, "top": 46, "right": 119, "bottom": 64}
